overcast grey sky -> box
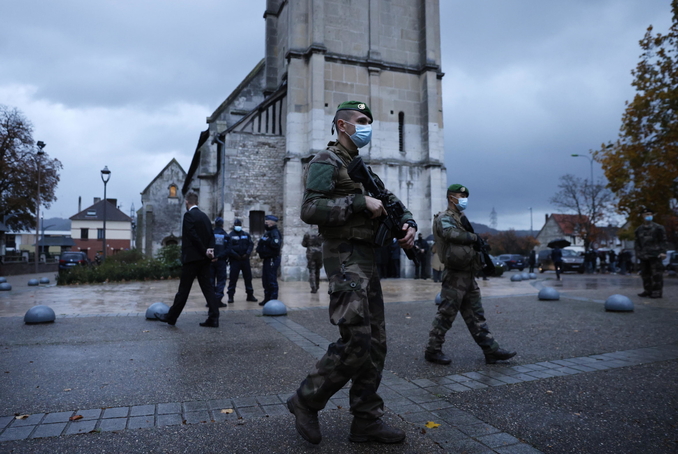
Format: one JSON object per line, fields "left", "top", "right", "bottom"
{"left": 0, "top": 1, "right": 672, "bottom": 232}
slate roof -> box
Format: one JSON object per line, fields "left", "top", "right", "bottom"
{"left": 69, "top": 199, "right": 133, "bottom": 222}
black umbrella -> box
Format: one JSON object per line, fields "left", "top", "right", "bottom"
{"left": 548, "top": 238, "right": 571, "bottom": 249}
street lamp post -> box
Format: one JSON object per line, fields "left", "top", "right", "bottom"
{"left": 100, "top": 166, "right": 111, "bottom": 261}
{"left": 571, "top": 153, "right": 593, "bottom": 188}
{"left": 35, "top": 141, "right": 45, "bottom": 274}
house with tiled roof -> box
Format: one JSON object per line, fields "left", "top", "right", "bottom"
{"left": 69, "top": 198, "right": 132, "bottom": 259}
{"left": 535, "top": 214, "right": 591, "bottom": 251}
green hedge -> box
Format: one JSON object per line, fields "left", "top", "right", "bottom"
{"left": 56, "top": 246, "right": 182, "bottom": 285}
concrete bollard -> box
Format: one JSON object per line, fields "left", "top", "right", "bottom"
{"left": 520, "top": 273, "right": 530, "bottom": 280}
{"left": 538, "top": 287, "right": 560, "bottom": 301}
{"left": 435, "top": 292, "right": 442, "bottom": 305}
{"left": 24, "top": 305, "right": 56, "bottom": 324}
{"left": 0, "top": 283, "right": 11, "bottom": 291}
{"left": 262, "top": 299, "right": 287, "bottom": 316}
{"left": 39, "top": 277, "right": 50, "bottom": 284}
{"left": 146, "top": 302, "right": 170, "bottom": 320}
{"left": 510, "top": 274, "right": 523, "bottom": 282}
{"left": 604, "top": 294, "right": 634, "bottom": 312}
{"left": 28, "top": 279, "right": 39, "bottom": 286}
{"left": 0, "top": 277, "right": 6, "bottom": 283}
{"left": 528, "top": 273, "right": 537, "bottom": 279}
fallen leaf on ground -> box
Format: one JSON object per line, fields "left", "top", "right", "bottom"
{"left": 15, "top": 415, "right": 29, "bottom": 420}
{"left": 69, "top": 415, "right": 83, "bottom": 421}
{"left": 546, "top": 390, "right": 553, "bottom": 394}
{"left": 64, "top": 388, "right": 71, "bottom": 392}
{"left": 425, "top": 421, "right": 441, "bottom": 429}
{"left": 220, "top": 409, "right": 234, "bottom": 414}
{"left": 143, "top": 330, "right": 150, "bottom": 333}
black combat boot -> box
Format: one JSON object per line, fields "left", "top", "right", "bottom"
{"left": 484, "top": 348, "right": 517, "bottom": 364}
{"left": 638, "top": 291, "right": 649, "bottom": 297}
{"left": 349, "top": 417, "right": 406, "bottom": 443}
{"left": 424, "top": 351, "right": 452, "bottom": 365}
{"left": 287, "top": 394, "right": 321, "bottom": 444}
{"left": 246, "top": 294, "right": 258, "bottom": 302}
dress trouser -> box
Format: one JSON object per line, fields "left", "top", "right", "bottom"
{"left": 227, "top": 258, "right": 255, "bottom": 297}
{"left": 297, "top": 240, "right": 386, "bottom": 420}
{"left": 262, "top": 256, "right": 281, "bottom": 301}
{"left": 168, "top": 259, "right": 219, "bottom": 323}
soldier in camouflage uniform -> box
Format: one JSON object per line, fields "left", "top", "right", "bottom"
{"left": 425, "top": 184, "right": 517, "bottom": 366}
{"left": 302, "top": 228, "right": 323, "bottom": 293}
{"left": 287, "top": 101, "right": 416, "bottom": 445}
{"left": 635, "top": 207, "right": 668, "bottom": 298}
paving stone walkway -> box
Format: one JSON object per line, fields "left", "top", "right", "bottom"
{"left": 2, "top": 313, "right": 677, "bottom": 453}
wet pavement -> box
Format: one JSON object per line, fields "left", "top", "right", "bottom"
{"left": 0, "top": 270, "right": 676, "bottom": 453}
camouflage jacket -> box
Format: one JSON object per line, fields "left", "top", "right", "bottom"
{"left": 302, "top": 232, "right": 323, "bottom": 259}
{"left": 432, "top": 207, "right": 481, "bottom": 272}
{"left": 634, "top": 221, "right": 668, "bottom": 260}
{"left": 301, "top": 141, "right": 413, "bottom": 242}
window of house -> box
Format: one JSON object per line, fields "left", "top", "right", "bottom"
{"left": 97, "top": 229, "right": 104, "bottom": 240}
{"left": 169, "top": 184, "right": 178, "bottom": 198}
{"left": 398, "top": 111, "right": 405, "bottom": 153}
{"left": 80, "top": 228, "right": 89, "bottom": 240}
{"left": 249, "top": 211, "right": 265, "bottom": 235}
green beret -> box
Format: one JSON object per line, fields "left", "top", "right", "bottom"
{"left": 447, "top": 184, "right": 469, "bottom": 196}
{"left": 336, "top": 101, "right": 373, "bottom": 121}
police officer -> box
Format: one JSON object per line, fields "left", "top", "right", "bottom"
{"left": 226, "top": 219, "right": 258, "bottom": 303}
{"left": 287, "top": 101, "right": 416, "bottom": 445}
{"left": 210, "top": 217, "right": 229, "bottom": 307}
{"left": 302, "top": 227, "right": 323, "bottom": 293}
{"left": 256, "top": 215, "right": 282, "bottom": 305}
{"left": 635, "top": 207, "right": 668, "bottom": 298}
{"left": 425, "top": 184, "right": 516, "bottom": 366}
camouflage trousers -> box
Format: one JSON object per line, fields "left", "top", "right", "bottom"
{"left": 639, "top": 258, "right": 664, "bottom": 297}
{"left": 307, "top": 251, "right": 323, "bottom": 292}
{"left": 426, "top": 270, "right": 499, "bottom": 354}
{"left": 297, "top": 239, "right": 386, "bottom": 420}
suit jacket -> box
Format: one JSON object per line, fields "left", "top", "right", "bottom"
{"left": 181, "top": 206, "right": 215, "bottom": 264}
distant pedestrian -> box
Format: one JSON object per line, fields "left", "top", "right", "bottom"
{"left": 528, "top": 250, "right": 536, "bottom": 273}
{"left": 302, "top": 228, "right": 323, "bottom": 293}
{"left": 210, "top": 217, "right": 229, "bottom": 307}
{"left": 414, "top": 233, "right": 429, "bottom": 279}
{"left": 635, "top": 207, "right": 668, "bottom": 298}
{"left": 256, "top": 215, "right": 282, "bottom": 305}
{"left": 155, "top": 192, "right": 221, "bottom": 328}
{"left": 608, "top": 250, "right": 617, "bottom": 273}
{"left": 226, "top": 219, "right": 258, "bottom": 304}
{"left": 551, "top": 247, "right": 563, "bottom": 280}
{"left": 388, "top": 239, "right": 401, "bottom": 278}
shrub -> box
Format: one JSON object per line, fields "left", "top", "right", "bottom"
{"left": 56, "top": 252, "right": 181, "bottom": 285}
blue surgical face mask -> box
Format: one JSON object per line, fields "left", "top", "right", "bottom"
{"left": 645, "top": 215, "right": 653, "bottom": 222}
{"left": 456, "top": 197, "right": 468, "bottom": 211}
{"left": 234, "top": 226, "right": 242, "bottom": 232}
{"left": 345, "top": 122, "right": 372, "bottom": 148}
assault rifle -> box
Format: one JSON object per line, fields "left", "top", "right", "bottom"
{"left": 347, "top": 156, "right": 418, "bottom": 264}
{"left": 459, "top": 216, "right": 495, "bottom": 277}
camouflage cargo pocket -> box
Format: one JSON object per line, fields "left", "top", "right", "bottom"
{"left": 328, "top": 271, "right": 366, "bottom": 325}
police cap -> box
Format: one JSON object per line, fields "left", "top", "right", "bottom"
{"left": 447, "top": 184, "right": 469, "bottom": 196}
{"left": 641, "top": 207, "right": 656, "bottom": 215}
{"left": 234, "top": 218, "right": 242, "bottom": 226}
{"left": 265, "top": 215, "right": 278, "bottom": 222}
{"left": 215, "top": 217, "right": 224, "bottom": 226}
{"left": 336, "top": 101, "right": 373, "bottom": 122}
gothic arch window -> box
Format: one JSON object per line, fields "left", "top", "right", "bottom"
{"left": 398, "top": 112, "right": 405, "bottom": 153}
{"left": 168, "top": 184, "right": 178, "bottom": 198}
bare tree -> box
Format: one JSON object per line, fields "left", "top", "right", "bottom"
{"left": 549, "top": 174, "right": 616, "bottom": 250}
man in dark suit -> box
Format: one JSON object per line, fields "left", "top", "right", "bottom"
{"left": 156, "top": 192, "right": 221, "bottom": 327}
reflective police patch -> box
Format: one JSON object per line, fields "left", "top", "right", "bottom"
{"left": 440, "top": 217, "right": 457, "bottom": 230}
{"left": 231, "top": 236, "right": 241, "bottom": 240}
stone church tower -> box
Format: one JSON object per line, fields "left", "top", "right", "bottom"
{"left": 183, "top": 0, "right": 447, "bottom": 280}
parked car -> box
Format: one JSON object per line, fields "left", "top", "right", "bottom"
{"left": 666, "top": 251, "right": 678, "bottom": 271}
{"left": 497, "top": 254, "right": 525, "bottom": 271}
{"left": 488, "top": 255, "right": 507, "bottom": 276}
{"left": 58, "top": 251, "right": 89, "bottom": 273}
{"left": 537, "top": 249, "right": 584, "bottom": 274}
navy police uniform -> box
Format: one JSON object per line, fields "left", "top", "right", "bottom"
{"left": 256, "top": 215, "right": 282, "bottom": 304}
{"left": 227, "top": 219, "right": 257, "bottom": 303}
